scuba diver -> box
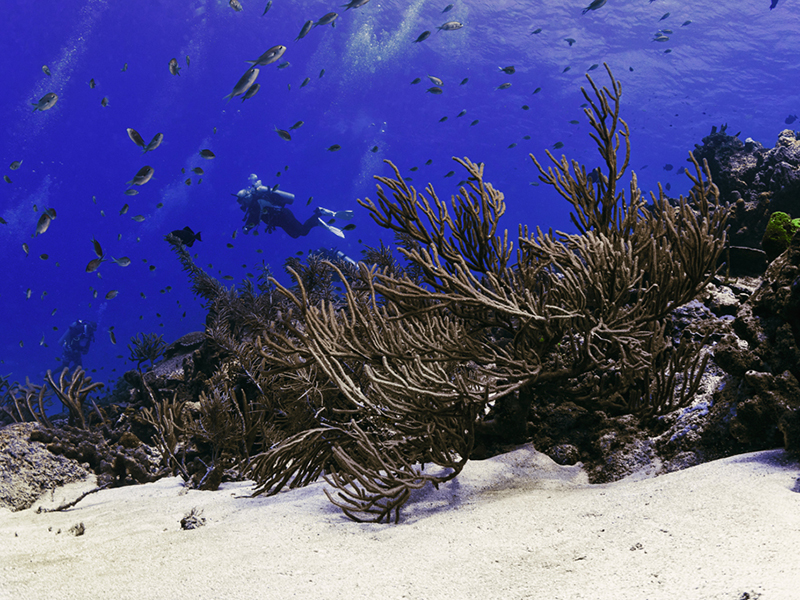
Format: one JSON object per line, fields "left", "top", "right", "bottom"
{"left": 58, "top": 319, "right": 97, "bottom": 370}
{"left": 235, "top": 174, "right": 353, "bottom": 238}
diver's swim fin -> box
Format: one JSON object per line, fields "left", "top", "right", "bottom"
{"left": 317, "top": 217, "right": 345, "bottom": 238}
{"left": 316, "top": 207, "right": 353, "bottom": 220}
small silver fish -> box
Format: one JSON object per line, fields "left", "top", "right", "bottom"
{"left": 297, "top": 20, "right": 314, "bottom": 40}
{"left": 230, "top": 0, "right": 243, "bottom": 11}
{"left": 224, "top": 68, "right": 259, "bottom": 102}
{"left": 143, "top": 132, "right": 163, "bottom": 153}
{"left": 437, "top": 21, "right": 463, "bottom": 31}
{"left": 32, "top": 93, "right": 58, "bottom": 112}
{"left": 127, "top": 128, "right": 146, "bottom": 148}
{"left": 315, "top": 12, "right": 338, "bottom": 27}
{"left": 342, "top": 0, "right": 370, "bottom": 9}
{"left": 242, "top": 83, "right": 261, "bottom": 101}
{"left": 246, "top": 45, "right": 286, "bottom": 66}
{"left": 169, "top": 58, "right": 181, "bottom": 76}
{"left": 42, "top": 65, "right": 51, "bottom": 76}
{"left": 262, "top": 0, "right": 272, "bottom": 15}
{"left": 127, "top": 165, "right": 154, "bottom": 186}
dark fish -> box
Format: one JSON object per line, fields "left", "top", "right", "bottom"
{"left": 32, "top": 92, "right": 58, "bottom": 112}
{"left": 442, "top": 3, "right": 454, "bottom": 12}
{"left": 460, "top": 78, "right": 468, "bottom": 85}
{"left": 86, "top": 257, "right": 104, "bottom": 273}
{"left": 785, "top": 114, "right": 798, "bottom": 124}
{"left": 127, "top": 128, "right": 146, "bottom": 148}
{"left": 246, "top": 45, "right": 286, "bottom": 66}
{"left": 457, "top": 109, "right": 466, "bottom": 117}
{"left": 439, "top": 116, "right": 448, "bottom": 122}
{"left": 300, "top": 77, "right": 311, "bottom": 88}
{"left": 437, "top": 21, "right": 463, "bottom": 31}
{"left": 564, "top": 38, "right": 576, "bottom": 46}
{"left": 499, "top": 66, "right": 515, "bottom": 74}
{"left": 290, "top": 120, "right": 304, "bottom": 129}
{"left": 124, "top": 189, "right": 139, "bottom": 196}
{"left": 426, "top": 87, "right": 443, "bottom": 94}
{"left": 186, "top": 56, "right": 190, "bottom": 67}
{"left": 199, "top": 149, "right": 216, "bottom": 159}
{"left": 411, "top": 77, "right": 421, "bottom": 84}
{"left": 42, "top": 65, "right": 51, "bottom": 76}
{"left": 170, "top": 226, "right": 202, "bottom": 247}
{"left": 319, "top": 68, "right": 325, "bottom": 78}
{"left": 185, "top": 178, "right": 191, "bottom": 185}
{"left": 562, "top": 66, "right": 571, "bottom": 73}
{"left": 659, "top": 12, "right": 670, "bottom": 21}
{"left": 89, "top": 78, "right": 96, "bottom": 88}
{"left": 327, "top": 144, "right": 341, "bottom": 151}
{"left": 297, "top": 20, "right": 314, "bottom": 40}
{"left": 588, "top": 64, "right": 599, "bottom": 71}
{"left": 553, "top": 141, "right": 564, "bottom": 149}
{"left": 497, "top": 82, "right": 511, "bottom": 90}
{"left": 444, "top": 171, "right": 454, "bottom": 178}
{"left": 531, "top": 28, "right": 542, "bottom": 34}
{"left": 663, "top": 163, "right": 673, "bottom": 171}
{"left": 582, "top": 0, "right": 606, "bottom": 14}
{"left": 10, "top": 160, "right": 22, "bottom": 170}
{"left": 665, "top": 183, "right": 671, "bottom": 191}
{"left": 508, "top": 143, "right": 517, "bottom": 149}
{"left": 343, "top": 224, "right": 356, "bottom": 231}
{"left": 770, "top": 0, "right": 779, "bottom": 8}
{"left": 342, "top": 0, "right": 370, "bottom": 9}
{"left": 105, "top": 290, "right": 118, "bottom": 300}
{"left": 262, "top": 0, "right": 272, "bottom": 15}
{"left": 425, "top": 159, "right": 432, "bottom": 165}
{"left": 121, "top": 63, "right": 128, "bottom": 71}
{"left": 414, "top": 31, "right": 431, "bottom": 43}
{"left": 229, "top": 0, "right": 243, "bottom": 11}
{"left": 315, "top": 12, "right": 338, "bottom": 27}
{"left": 242, "top": 83, "right": 261, "bottom": 101}
{"left": 470, "top": 119, "right": 479, "bottom": 126}
{"left": 169, "top": 58, "right": 181, "bottom": 76}
{"left": 92, "top": 238, "right": 103, "bottom": 258}
{"left": 101, "top": 96, "right": 109, "bottom": 107}
{"left": 224, "top": 68, "right": 259, "bottom": 101}
{"left": 192, "top": 167, "right": 204, "bottom": 175}
{"left": 127, "top": 165, "right": 154, "bottom": 186}
{"left": 370, "top": 146, "right": 379, "bottom": 153}
{"left": 533, "top": 87, "right": 541, "bottom": 94}
{"left": 275, "top": 127, "right": 292, "bottom": 141}
{"left": 120, "top": 204, "right": 130, "bottom": 215}
{"left": 569, "top": 120, "right": 579, "bottom": 124}
{"left": 109, "top": 330, "right": 117, "bottom": 344}
{"left": 522, "top": 105, "right": 530, "bottom": 110}
{"left": 676, "top": 166, "right": 686, "bottom": 175}
{"left": 132, "top": 215, "right": 145, "bottom": 222}
{"left": 143, "top": 132, "right": 163, "bottom": 153}
{"left": 682, "top": 20, "right": 692, "bottom": 26}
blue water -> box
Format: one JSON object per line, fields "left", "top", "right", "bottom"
{"left": 1, "top": 0, "right": 798, "bottom": 388}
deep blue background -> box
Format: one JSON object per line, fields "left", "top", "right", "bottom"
{"left": 1, "top": 0, "right": 798, "bottom": 389}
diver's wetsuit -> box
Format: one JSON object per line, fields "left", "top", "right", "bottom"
{"left": 236, "top": 175, "right": 320, "bottom": 238}
{"left": 60, "top": 320, "right": 96, "bottom": 370}
{"left": 236, "top": 174, "right": 351, "bottom": 239}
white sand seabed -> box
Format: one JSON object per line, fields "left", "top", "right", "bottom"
{"left": 0, "top": 445, "right": 798, "bottom": 600}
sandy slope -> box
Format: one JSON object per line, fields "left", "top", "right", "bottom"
{"left": 1, "top": 445, "right": 798, "bottom": 600}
